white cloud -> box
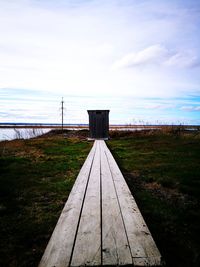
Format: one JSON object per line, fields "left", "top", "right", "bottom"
{"left": 144, "top": 104, "right": 176, "bottom": 110}
{"left": 180, "top": 106, "right": 200, "bottom": 111}
{"left": 0, "top": 0, "right": 200, "bottom": 124}
{"left": 112, "top": 45, "right": 200, "bottom": 70}
{"left": 164, "top": 52, "right": 200, "bottom": 68}
{"left": 112, "top": 44, "right": 169, "bottom": 69}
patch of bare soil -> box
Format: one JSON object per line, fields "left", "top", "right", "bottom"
{"left": 144, "top": 181, "right": 186, "bottom": 204}
{"left": 41, "top": 129, "right": 89, "bottom": 140}
{"left": 0, "top": 139, "right": 45, "bottom": 160}
{"left": 124, "top": 171, "right": 197, "bottom": 208}
{"left": 15, "top": 148, "right": 45, "bottom": 161}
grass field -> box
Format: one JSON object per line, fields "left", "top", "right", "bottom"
{"left": 108, "top": 130, "right": 200, "bottom": 267}
{"left": 0, "top": 129, "right": 200, "bottom": 267}
{"left": 0, "top": 133, "right": 92, "bottom": 267}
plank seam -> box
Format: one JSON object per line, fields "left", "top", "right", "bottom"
{"left": 103, "top": 146, "right": 134, "bottom": 266}
{"left": 104, "top": 143, "right": 162, "bottom": 266}
{"left": 100, "top": 142, "right": 103, "bottom": 266}
{"left": 69, "top": 141, "right": 97, "bottom": 266}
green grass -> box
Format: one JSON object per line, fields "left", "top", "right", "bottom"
{"left": 107, "top": 132, "right": 200, "bottom": 267}
{"left": 1, "top": 131, "right": 200, "bottom": 267}
{"left": 0, "top": 136, "right": 92, "bottom": 267}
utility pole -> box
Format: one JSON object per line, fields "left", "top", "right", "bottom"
{"left": 61, "top": 97, "right": 64, "bottom": 132}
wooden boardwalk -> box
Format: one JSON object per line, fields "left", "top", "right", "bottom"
{"left": 39, "top": 140, "right": 161, "bottom": 267}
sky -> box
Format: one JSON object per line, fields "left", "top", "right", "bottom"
{"left": 0, "top": 0, "right": 200, "bottom": 125}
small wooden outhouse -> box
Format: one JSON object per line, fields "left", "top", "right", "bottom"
{"left": 87, "top": 110, "right": 110, "bottom": 140}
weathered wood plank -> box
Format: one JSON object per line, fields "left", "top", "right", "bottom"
{"left": 39, "top": 140, "right": 161, "bottom": 267}
{"left": 70, "top": 141, "right": 101, "bottom": 266}
{"left": 100, "top": 140, "right": 133, "bottom": 266}
{"left": 102, "top": 141, "right": 161, "bottom": 266}
{"left": 38, "top": 141, "right": 97, "bottom": 267}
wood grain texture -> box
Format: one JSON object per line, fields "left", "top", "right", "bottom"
{"left": 38, "top": 142, "right": 97, "bottom": 267}
{"left": 70, "top": 141, "right": 101, "bottom": 266}
{"left": 102, "top": 141, "right": 161, "bottom": 266}
{"left": 100, "top": 140, "right": 133, "bottom": 266}
{"left": 39, "top": 140, "right": 161, "bottom": 267}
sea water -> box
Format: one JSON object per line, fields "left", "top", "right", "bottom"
{"left": 0, "top": 128, "right": 50, "bottom": 141}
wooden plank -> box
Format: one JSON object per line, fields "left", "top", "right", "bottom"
{"left": 70, "top": 141, "right": 101, "bottom": 266}
{"left": 102, "top": 141, "right": 162, "bottom": 266}
{"left": 38, "top": 141, "right": 97, "bottom": 267}
{"left": 100, "top": 140, "right": 133, "bottom": 265}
